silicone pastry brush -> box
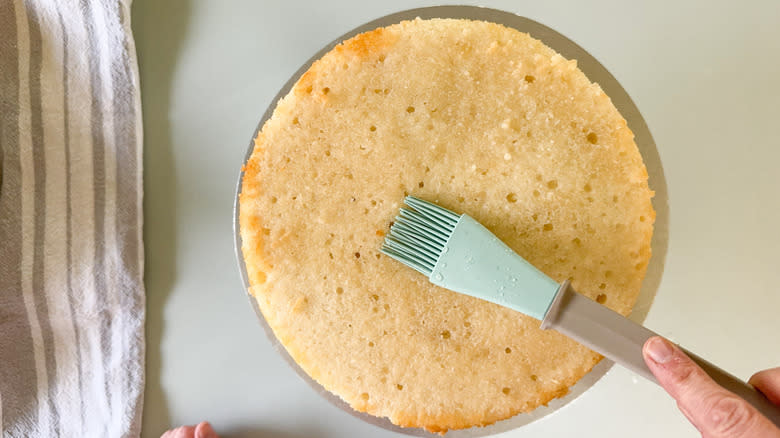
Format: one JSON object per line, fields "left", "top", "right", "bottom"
{"left": 380, "top": 196, "right": 780, "bottom": 425}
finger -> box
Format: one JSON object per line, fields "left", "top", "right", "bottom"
{"left": 750, "top": 367, "right": 780, "bottom": 406}
{"left": 161, "top": 426, "right": 196, "bottom": 438}
{"left": 195, "top": 421, "right": 218, "bottom": 438}
{"left": 643, "top": 336, "right": 780, "bottom": 437}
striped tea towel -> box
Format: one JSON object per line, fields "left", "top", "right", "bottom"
{"left": 0, "top": 1, "right": 145, "bottom": 437}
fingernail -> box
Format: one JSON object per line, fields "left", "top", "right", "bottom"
{"left": 645, "top": 337, "right": 675, "bottom": 364}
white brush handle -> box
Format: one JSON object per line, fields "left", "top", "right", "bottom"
{"left": 540, "top": 281, "right": 780, "bottom": 427}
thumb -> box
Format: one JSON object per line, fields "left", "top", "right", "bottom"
{"left": 643, "top": 336, "right": 780, "bottom": 437}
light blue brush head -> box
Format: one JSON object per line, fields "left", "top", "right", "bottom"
{"left": 380, "top": 196, "right": 560, "bottom": 321}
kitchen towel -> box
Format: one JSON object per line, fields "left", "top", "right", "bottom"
{"left": 0, "top": 0, "right": 144, "bottom": 437}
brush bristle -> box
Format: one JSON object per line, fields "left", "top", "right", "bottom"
{"left": 380, "top": 196, "right": 460, "bottom": 276}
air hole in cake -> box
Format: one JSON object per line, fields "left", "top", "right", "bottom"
{"left": 533, "top": 190, "right": 540, "bottom": 197}
{"left": 587, "top": 132, "right": 598, "bottom": 144}
{"left": 505, "top": 347, "right": 512, "bottom": 354}
{"left": 371, "top": 294, "right": 379, "bottom": 301}
{"left": 502, "top": 387, "right": 511, "bottom": 395}
{"left": 322, "top": 87, "right": 330, "bottom": 95}
{"left": 506, "top": 193, "right": 517, "bottom": 203}
{"left": 369, "top": 125, "right": 376, "bottom": 132}
{"left": 596, "top": 294, "right": 607, "bottom": 304}
{"left": 418, "top": 181, "right": 424, "bottom": 188}
{"left": 531, "top": 375, "right": 538, "bottom": 381}
{"left": 599, "top": 283, "right": 606, "bottom": 290}
{"left": 328, "top": 253, "right": 333, "bottom": 259}
{"left": 354, "top": 252, "right": 361, "bottom": 258}
{"left": 378, "top": 54, "right": 386, "bottom": 62}
{"left": 543, "top": 223, "right": 553, "bottom": 231}
{"left": 441, "top": 330, "right": 451, "bottom": 339}
{"left": 547, "top": 180, "right": 558, "bottom": 190}
{"left": 406, "top": 106, "right": 415, "bottom": 113}
{"left": 324, "top": 150, "right": 331, "bottom": 156}
{"left": 613, "top": 195, "right": 619, "bottom": 203}
{"left": 368, "top": 341, "right": 374, "bottom": 347}
{"left": 396, "top": 384, "right": 403, "bottom": 390}
{"left": 584, "top": 183, "right": 592, "bottom": 192}
{"left": 572, "top": 237, "right": 581, "bottom": 246}
{"left": 262, "top": 228, "right": 270, "bottom": 236}
{"left": 292, "top": 117, "right": 299, "bottom": 125}
{"left": 524, "top": 75, "right": 535, "bottom": 83}
{"left": 532, "top": 214, "right": 538, "bottom": 222}
{"left": 336, "top": 287, "right": 343, "bottom": 295}
{"left": 342, "top": 63, "right": 348, "bottom": 70}
{"left": 639, "top": 215, "right": 646, "bottom": 222}
{"left": 361, "top": 393, "right": 369, "bottom": 401}
{"left": 270, "top": 196, "right": 277, "bottom": 203}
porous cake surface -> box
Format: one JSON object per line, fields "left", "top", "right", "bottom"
{"left": 239, "top": 18, "right": 655, "bottom": 433}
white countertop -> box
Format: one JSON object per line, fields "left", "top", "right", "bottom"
{"left": 133, "top": 1, "right": 780, "bottom": 437}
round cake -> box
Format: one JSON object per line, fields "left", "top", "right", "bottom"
{"left": 239, "top": 18, "right": 654, "bottom": 433}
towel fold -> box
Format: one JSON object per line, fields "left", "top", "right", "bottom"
{"left": 0, "top": 1, "right": 145, "bottom": 436}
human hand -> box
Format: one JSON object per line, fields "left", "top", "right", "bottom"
{"left": 643, "top": 336, "right": 780, "bottom": 437}
{"left": 160, "top": 421, "right": 219, "bottom": 438}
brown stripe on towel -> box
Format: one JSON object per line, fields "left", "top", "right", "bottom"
{"left": 25, "top": 3, "right": 59, "bottom": 432}
{"left": 0, "top": 0, "right": 38, "bottom": 432}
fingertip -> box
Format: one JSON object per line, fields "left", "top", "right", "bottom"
{"left": 748, "top": 366, "right": 780, "bottom": 385}
{"left": 643, "top": 336, "right": 676, "bottom": 365}
{"left": 195, "top": 421, "right": 218, "bottom": 438}
{"left": 748, "top": 367, "right": 780, "bottom": 405}
{"left": 164, "top": 426, "right": 196, "bottom": 438}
